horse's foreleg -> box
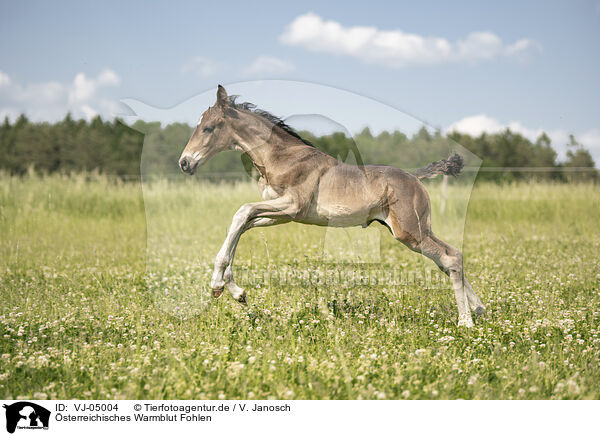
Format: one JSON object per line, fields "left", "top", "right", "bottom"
{"left": 220, "top": 217, "right": 287, "bottom": 302}
{"left": 210, "top": 198, "right": 295, "bottom": 302}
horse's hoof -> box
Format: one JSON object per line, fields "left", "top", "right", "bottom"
{"left": 212, "top": 287, "right": 224, "bottom": 299}
{"left": 237, "top": 292, "right": 248, "bottom": 306}
{"left": 474, "top": 305, "right": 487, "bottom": 317}
{"left": 457, "top": 317, "right": 474, "bottom": 328}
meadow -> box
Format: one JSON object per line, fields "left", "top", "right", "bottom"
{"left": 0, "top": 173, "right": 599, "bottom": 399}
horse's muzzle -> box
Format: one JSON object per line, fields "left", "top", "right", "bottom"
{"left": 179, "top": 156, "right": 198, "bottom": 175}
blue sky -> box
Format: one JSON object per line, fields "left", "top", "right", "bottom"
{"left": 1, "top": 0, "right": 599, "bottom": 161}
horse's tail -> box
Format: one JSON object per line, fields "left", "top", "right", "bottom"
{"left": 413, "top": 153, "right": 464, "bottom": 180}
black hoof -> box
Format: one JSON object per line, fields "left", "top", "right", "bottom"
{"left": 474, "top": 306, "right": 487, "bottom": 317}
{"left": 212, "top": 288, "right": 224, "bottom": 299}
{"left": 237, "top": 292, "right": 247, "bottom": 305}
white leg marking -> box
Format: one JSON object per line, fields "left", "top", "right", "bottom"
{"left": 211, "top": 199, "right": 294, "bottom": 300}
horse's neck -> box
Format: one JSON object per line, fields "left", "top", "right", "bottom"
{"left": 234, "top": 120, "right": 307, "bottom": 177}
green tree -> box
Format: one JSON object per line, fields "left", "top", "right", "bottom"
{"left": 563, "top": 134, "right": 597, "bottom": 182}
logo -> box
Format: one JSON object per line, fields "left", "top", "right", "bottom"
{"left": 2, "top": 402, "right": 50, "bottom": 434}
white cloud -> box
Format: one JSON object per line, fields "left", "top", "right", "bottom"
{"left": 242, "top": 56, "right": 295, "bottom": 77}
{"left": 579, "top": 129, "right": 600, "bottom": 155}
{"left": 447, "top": 114, "right": 567, "bottom": 144}
{"left": 181, "top": 56, "right": 220, "bottom": 77}
{"left": 447, "top": 114, "right": 600, "bottom": 164}
{"left": 280, "top": 13, "right": 539, "bottom": 67}
{"left": 447, "top": 114, "right": 504, "bottom": 136}
{"left": 69, "top": 73, "right": 96, "bottom": 104}
{"left": 14, "top": 81, "right": 64, "bottom": 106}
{"left": 0, "top": 107, "right": 18, "bottom": 121}
{"left": 0, "top": 69, "right": 121, "bottom": 121}
{"left": 80, "top": 104, "right": 98, "bottom": 120}
{"left": 0, "top": 71, "right": 11, "bottom": 87}
{"left": 97, "top": 68, "right": 121, "bottom": 86}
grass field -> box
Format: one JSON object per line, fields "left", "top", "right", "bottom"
{"left": 1, "top": 173, "right": 599, "bottom": 399}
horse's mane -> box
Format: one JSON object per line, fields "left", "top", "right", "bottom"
{"left": 228, "top": 95, "right": 314, "bottom": 147}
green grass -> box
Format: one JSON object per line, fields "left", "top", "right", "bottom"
{"left": 0, "top": 173, "right": 599, "bottom": 399}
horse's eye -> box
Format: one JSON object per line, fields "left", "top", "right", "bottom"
{"left": 203, "top": 126, "right": 214, "bottom": 133}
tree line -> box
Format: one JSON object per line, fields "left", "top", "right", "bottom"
{"left": 0, "top": 114, "right": 596, "bottom": 182}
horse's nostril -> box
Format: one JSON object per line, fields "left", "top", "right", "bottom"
{"left": 180, "top": 158, "right": 188, "bottom": 170}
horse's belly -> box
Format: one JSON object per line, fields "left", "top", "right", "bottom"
{"left": 303, "top": 197, "right": 377, "bottom": 227}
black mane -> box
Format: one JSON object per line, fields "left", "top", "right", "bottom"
{"left": 228, "top": 95, "right": 313, "bottom": 147}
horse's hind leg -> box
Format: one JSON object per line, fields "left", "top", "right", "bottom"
{"left": 384, "top": 182, "right": 484, "bottom": 326}
{"left": 464, "top": 277, "right": 486, "bottom": 317}
{"left": 417, "top": 236, "right": 486, "bottom": 321}
{"left": 387, "top": 216, "right": 477, "bottom": 326}
{"left": 414, "top": 235, "right": 474, "bottom": 327}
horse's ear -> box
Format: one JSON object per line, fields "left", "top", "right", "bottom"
{"left": 216, "top": 85, "right": 229, "bottom": 106}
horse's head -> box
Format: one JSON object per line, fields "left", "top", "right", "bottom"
{"left": 179, "top": 85, "right": 239, "bottom": 174}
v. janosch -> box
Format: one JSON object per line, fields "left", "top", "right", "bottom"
{"left": 252, "top": 404, "right": 291, "bottom": 412}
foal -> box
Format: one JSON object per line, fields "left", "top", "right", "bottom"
{"left": 179, "top": 86, "right": 485, "bottom": 327}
